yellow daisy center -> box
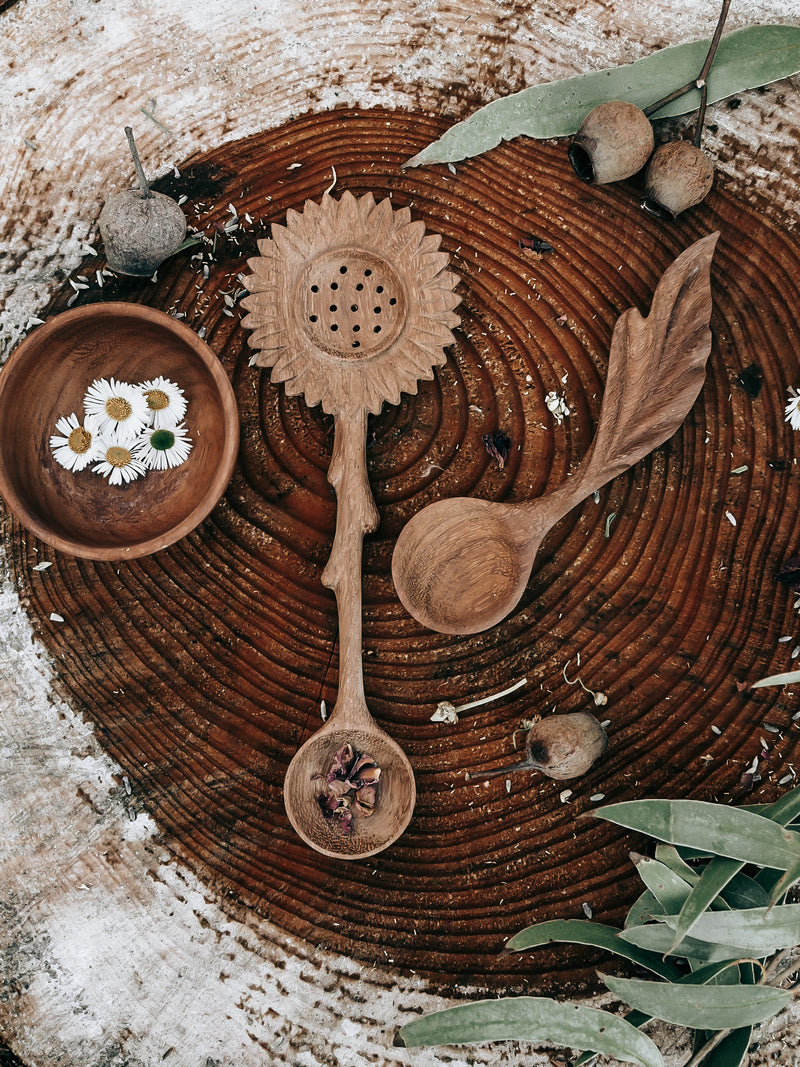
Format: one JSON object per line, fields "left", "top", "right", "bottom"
{"left": 106, "top": 445, "right": 132, "bottom": 468}
{"left": 67, "top": 427, "right": 92, "bottom": 454}
{"left": 105, "top": 396, "right": 132, "bottom": 422}
{"left": 145, "top": 388, "right": 170, "bottom": 411}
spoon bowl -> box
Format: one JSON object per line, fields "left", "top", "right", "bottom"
{"left": 392, "top": 496, "right": 547, "bottom": 634}
{"left": 283, "top": 721, "right": 416, "bottom": 859}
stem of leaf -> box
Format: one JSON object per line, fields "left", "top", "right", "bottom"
{"left": 643, "top": 0, "right": 731, "bottom": 149}
{"left": 684, "top": 1027, "right": 730, "bottom": 1067}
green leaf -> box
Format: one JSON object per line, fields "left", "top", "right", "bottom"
{"left": 631, "top": 853, "right": 693, "bottom": 913}
{"left": 600, "top": 973, "right": 790, "bottom": 1030}
{"left": 655, "top": 843, "right": 700, "bottom": 884}
{"left": 750, "top": 669, "right": 800, "bottom": 688}
{"left": 592, "top": 799, "right": 800, "bottom": 870}
{"left": 620, "top": 923, "right": 751, "bottom": 964}
{"left": 506, "top": 919, "right": 682, "bottom": 980}
{"left": 661, "top": 903, "right": 800, "bottom": 956}
{"left": 398, "top": 996, "right": 664, "bottom": 1067}
{"left": 702, "top": 1026, "right": 754, "bottom": 1067}
{"left": 405, "top": 25, "right": 800, "bottom": 167}
{"left": 626, "top": 888, "right": 665, "bottom": 929}
{"left": 720, "top": 872, "right": 770, "bottom": 910}
{"left": 666, "top": 856, "right": 742, "bottom": 955}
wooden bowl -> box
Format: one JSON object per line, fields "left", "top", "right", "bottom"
{"left": 0, "top": 303, "right": 239, "bottom": 559}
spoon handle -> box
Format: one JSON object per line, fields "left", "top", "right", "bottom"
{"left": 528, "top": 233, "right": 718, "bottom": 528}
{"left": 322, "top": 407, "right": 380, "bottom": 728}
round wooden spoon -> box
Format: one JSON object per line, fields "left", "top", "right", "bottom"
{"left": 392, "top": 233, "right": 718, "bottom": 635}
{"left": 242, "top": 191, "right": 459, "bottom": 857}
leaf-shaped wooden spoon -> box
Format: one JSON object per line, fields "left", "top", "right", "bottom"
{"left": 392, "top": 232, "right": 718, "bottom": 635}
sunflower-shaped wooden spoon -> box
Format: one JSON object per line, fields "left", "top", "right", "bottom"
{"left": 242, "top": 191, "right": 460, "bottom": 858}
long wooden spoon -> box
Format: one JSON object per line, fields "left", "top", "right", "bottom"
{"left": 392, "top": 232, "right": 718, "bottom": 635}
{"left": 242, "top": 191, "right": 459, "bottom": 857}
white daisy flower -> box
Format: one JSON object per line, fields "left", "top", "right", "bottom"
{"left": 132, "top": 423, "right": 193, "bottom": 471}
{"left": 84, "top": 377, "right": 149, "bottom": 441}
{"left": 785, "top": 387, "right": 800, "bottom": 431}
{"left": 92, "top": 433, "right": 148, "bottom": 486}
{"left": 139, "top": 376, "right": 187, "bottom": 428}
{"left": 49, "top": 412, "right": 103, "bottom": 472}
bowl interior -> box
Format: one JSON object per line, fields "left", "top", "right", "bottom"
{"left": 0, "top": 304, "right": 238, "bottom": 558}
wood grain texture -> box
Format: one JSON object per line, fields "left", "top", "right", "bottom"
{"left": 4, "top": 108, "right": 800, "bottom": 999}
{"left": 2, "top": 1, "right": 800, "bottom": 1063}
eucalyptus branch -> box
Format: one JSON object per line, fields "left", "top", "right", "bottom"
{"left": 762, "top": 946, "right": 797, "bottom": 983}
{"left": 644, "top": 0, "right": 732, "bottom": 149}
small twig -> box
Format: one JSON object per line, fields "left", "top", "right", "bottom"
{"left": 762, "top": 946, "right": 797, "bottom": 983}
{"left": 124, "top": 126, "right": 153, "bottom": 199}
{"left": 140, "top": 106, "right": 175, "bottom": 137}
{"left": 644, "top": 0, "right": 731, "bottom": 149}
{"left": 431, "top": 677, "right": 528, "bottom": 723}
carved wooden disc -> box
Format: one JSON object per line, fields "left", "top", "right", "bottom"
{"left": 4, "top": 108, "right": 800, "bottom": 996}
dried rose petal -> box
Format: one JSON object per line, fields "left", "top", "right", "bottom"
{"left": 315, "top": 743, "right": 380, "bottom": 834}
{"left": 483, "top": 431, "right": 511, "bottom": 468}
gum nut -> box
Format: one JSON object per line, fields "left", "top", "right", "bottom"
{"left": 525, "top": 711, "right": 608, "bottom": 780}
{"left": 569, "top": 100, "right": 655, "bottom": 185}
{"left": 643, "top": 141, "right": 715, "bottom": 218}
{"left": 99, "top": 188, "right": 187, "bottom": 276}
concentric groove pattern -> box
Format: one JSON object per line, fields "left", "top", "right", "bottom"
{"left": 5, "top": 109, "right": 800, "bottom": 994}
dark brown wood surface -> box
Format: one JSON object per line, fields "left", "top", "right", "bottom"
{"left": 3, "top": 107, "right": 799, "bottom": 996}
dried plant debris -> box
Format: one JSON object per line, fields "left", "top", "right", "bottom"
{"left": 736, "top": 362, "right": 763, "bottom": 397}
{"left": 482, "top": 430, "right": 511, "bottom": 467}
{"left": 314, "top": 744, "right": 380, "bottom": 835}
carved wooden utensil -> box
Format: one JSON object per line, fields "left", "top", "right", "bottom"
{"left": 242, "top": 191, "right": 460, "bottom": 858}
{"left": 392, "top": 232, "right": 718, "bottom": 635}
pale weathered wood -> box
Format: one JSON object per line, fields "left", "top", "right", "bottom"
{"left": 391, "top": 235, "right": 717, "bottom": 634}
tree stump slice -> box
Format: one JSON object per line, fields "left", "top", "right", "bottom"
{"left": 4, "top": 108, "right": 800, "bottom": 1012}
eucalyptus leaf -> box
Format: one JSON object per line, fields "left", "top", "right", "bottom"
{"left": 405, "top": 25, "right": 800, "bottom": 167}
{"left": 592, "top": 799, "right": 800, "bottom": 870}
{"left": 626, "top": 889, "right": 665, "bottom": 929}
{"left": 720, "top": 872, "right": 770, "bottom": 910}
{"left": 631, "top": 854, "right": 693, "bottom": 913}
{"left": 506, "top": 919, "right": 682, "bottom": 980}
{"left": 620, "top": 923, "right": 752, "bottom": 964}
{"left": 398, "top": 996, "right": 664, "bottom": 1067}
{"left": 703, "top": 1026, "right": 754, "bottom": 1067}
{"left": 668, "top": 783, "right": 800, "bottom": 951}
{"left": 600, "top": 973, "right": 790, "bottom": 1030}
{"left": 750, "top": 669, "right": 800, "bottom": 688}
{"left": 654, "top": 843, "right": 700, "bottom": 884}
{"left": 661, "top": 903, "right": 800, "bottom": 956}
{"left": 666, "top": 856, "right": 742, "bottom": 955}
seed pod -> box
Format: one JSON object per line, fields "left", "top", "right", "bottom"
{"left": 569, "top": 101, "right": 655, "bottom": 185}
{"left": 642, "top": 141, "right": 715, "bottom": 218}
{"left": 98, "top": 127, "right": 187, "bottom": 276}
{"left": 99, "top": 189, "right": 187, "bottom": 275}
{"left": 469, "top": 711, "right": 608, "bottom": 782}
{"left": 524, "top": 711, "right": 608, "bottom": 779}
